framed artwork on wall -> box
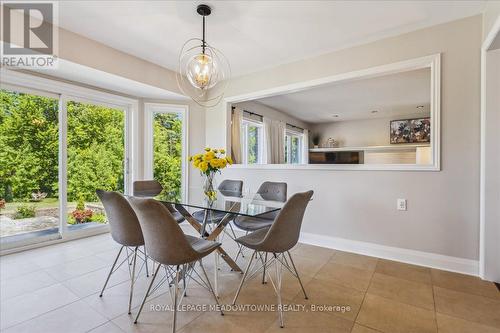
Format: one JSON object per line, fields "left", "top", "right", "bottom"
{"left": 390, "top": 117, "right": 431, "bottom": 144}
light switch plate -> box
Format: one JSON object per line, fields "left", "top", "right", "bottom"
{"left": 397, "top": 199, "right": 407, "bottom": 211}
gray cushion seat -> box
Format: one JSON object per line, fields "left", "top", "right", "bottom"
{"left": 186, "top": 235, "right": 221, "bottom": 255}
{"left": 192, "top": 209, "right": 227, "bottom": 224}
{"left": 133, "top": 180, "right": 185, "bottom": 224}
{"left": 233, "top": 182, "right": 286, "bottom": 232}
{"left": 232, "top": 216, "right": 273, "bottom": 231}
{"left": 233, "top": 227, "right": 270, "bottom": 249}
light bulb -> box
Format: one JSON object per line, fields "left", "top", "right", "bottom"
{"left": 186, "top": 53, "right": 218, "bottom": 90}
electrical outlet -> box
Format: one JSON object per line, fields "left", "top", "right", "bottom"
{"left": 397, "top": 199, "right": 407, "bottom": 211}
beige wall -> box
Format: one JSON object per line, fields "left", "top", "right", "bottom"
{"left": 208, "top": 16, "right": 482, "bottom": 261}
{"left": 310, "top": 114, "right": 429, "bottom": 148}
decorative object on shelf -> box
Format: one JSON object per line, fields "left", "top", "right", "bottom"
{"left": 312, "top": 133, "right": 321, "bottom": 148}
{"left": 177, "top": 4, "right": 231, "bottom": 107}
{"left": 326, "top": 137, "right": 339, "bottom": 148}
{"left": 189, "top": 147, "right": 233, "bottom": 202}
{"left": 390, "top": 117, "right": 431, "bottom": 144}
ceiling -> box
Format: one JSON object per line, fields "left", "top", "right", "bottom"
{"left": 255, "top": 68, "right": 431, "bottom": 123}
{"left": 57, "top": 1, "right": 485, "bottom": 77}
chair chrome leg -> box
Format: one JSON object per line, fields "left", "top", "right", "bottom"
{"left": 214, "top": 250, "right": 219, "bottom": 297}
{"left": 275, "top": 253, "right": 284, "bottom": 328}
{"left": 262, "top": 252, "right": 268, "bottom": 284}
{"left": 128, "top": 247, "right": 138, "bottom": 314}
{"left": 232, "top": 250, "right": 256, "bottom": 305}
{"left": 144, "top": 246, "right": 149, "bottom": 277}
{"left": 199, "top": 260, "right": 224, "bottom": 316}
{"left": 134, "top": 264, "right": 161, "bottom": 324}
{"left": 183, "top": 264, "right": 187, "bottom": 297}
{"left": 99, "top": 245, "right": 124, "bottom": 297}
{"left": 173, "top": 265, "right": 180, "bottom": 333}
{"left": 287, "top": 251, "right": 308, "bottom": 300}
{"left": 229, "top": 224, "right": 245, "bottom": 258}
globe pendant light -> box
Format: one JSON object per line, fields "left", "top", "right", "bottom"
{"left": 177, "top": 4, "right": 230, "bottom": 107}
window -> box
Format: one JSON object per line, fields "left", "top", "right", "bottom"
{"left": 285, "top": 130, "right": 303, "bottom": 164}
{"left": 1, "top": 70, "right": 136, "bottom": 249}
{"left": 241, "top": 120, "right": 263, "bottom": 164}
{"left": 0, "top": 88, "right": 61, "bottom": 241}
{"left": 144, "top": 104, "right": 187, "bottom": 202}
{"left": 66, "top": 99, "right": 126, "bottom": 227}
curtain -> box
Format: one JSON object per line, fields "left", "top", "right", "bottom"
{"left": 302, "top": 128, "right": 309, "bottom": 164}
{"left": 264, "top": 117, "right": 285, "bottom": 164}
{"left": 231, "top": 107, "right": 243, "bottom": 164}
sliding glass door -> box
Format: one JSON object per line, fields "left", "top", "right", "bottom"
{"left": 65, "top": 99, "right": 127, "bottom": 230}
{"left": 0, "top": 73, "right": 135, "bottom": 249}
{"left": 0, "top": 88, "right": 61, "bottom": 244}
{"left": 145, "top": 104, "right": 187, "bottom": 202}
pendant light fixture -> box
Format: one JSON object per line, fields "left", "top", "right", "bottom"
{"left": 177, "top": 4, "right": 230, "bottom": 107}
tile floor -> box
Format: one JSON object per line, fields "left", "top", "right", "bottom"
{"left": 1, "top": 228, "right": 499, "bottom": 333}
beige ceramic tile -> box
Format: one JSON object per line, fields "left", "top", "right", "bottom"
{"left": 356, "top": 294, "right": 437, "bottom": 333}
{"left": 291, "top": 243, "right": 336, "bottom": 262}
{"left": 88, "top": 321, "right": 126, "bottom": 333}
{"left": 292, "top": 278, "right": 365, "bottom": 321}
{"left": 350, "top": 323, "right": 383, "bottom": 333}
{"left": 431, "top": 269, "right": 500, "bottom": 300}
{"left": 375, "top": 259, "right": 432, "bottom": 285}
{"left": 2, "top": 300, "right": 108, "bottom": 333}
{"left": 315, "top": 262, "right": 374, "bottom": 292}
{"left": 330, "top": 251, "right": 378, "bottom": 272}
{"left": 178, "top": 309, "right": 278, "bottom": 333}
{"left": 433, "top": 286, "right": 500, "bottom": 329}
{"left": 0, "top": 269, "right": 58, "bottom": 300}
{"left": 436, "top": 313, "right": 500, "bottom": 333}
{"left": 0, "top": 283, "right": 79, "bottom": 330}
{"left": 264, "top": 309, "right": 353, "bottom": 333}
{"left": 367, "top": 273, "right": 435, "bottom": 311}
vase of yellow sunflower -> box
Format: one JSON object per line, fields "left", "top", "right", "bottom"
{"left": 189, "top": 148, "right": 233, "bottom": 202}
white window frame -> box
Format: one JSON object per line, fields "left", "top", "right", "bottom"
{"left": 285, "top": 129, "right": 304, "bottom": 164}
{"left": 0, "top": 69, "right": 139, "bottom": 253}
{"left": 144, "top": 103, "right": 189, "bottom": 203}
{"left": 241, "top": 119, "right": 264, "bottom": 164}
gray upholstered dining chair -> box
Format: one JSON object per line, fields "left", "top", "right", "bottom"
{"left": 232, "top": 190, "right": 313, "bottom": 328}
{"left": 128, "top": 197, "right": 223, "bottom": 333}
{"left": 232, "top": 181, "right": 287, "bottom": 269}
{"left": 233, "top": 181, "right": 287, "bottom": 232}
{"left": 191, "top": 179, "right": 243, "bottom": 226}
{"left": 96, "top": 190, "right": 149, "bottom": 315}
{"left": 133, "top": 180, "right": 184, "bottom": 223}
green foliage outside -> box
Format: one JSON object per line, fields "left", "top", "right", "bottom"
{"left": 13, "top": 204, "right": 36, "bottom": 219}
{"left": 67, "top": 212, "right": 106, "bottom": 225}
{"left": 153, "top": 113, "right": 182, "bottom": 201}
{"left": 0, "top": 89, "right": 183, "bottom": 218}
{"left": 247, "top": 125, "right": 258, "bottom": 164}
{"left": 0, "top": 90, "right": 124, "bottom": 204}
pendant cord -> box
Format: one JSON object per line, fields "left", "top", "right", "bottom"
{"left": 202, "top": 15, "right": 206, "bottom": 53}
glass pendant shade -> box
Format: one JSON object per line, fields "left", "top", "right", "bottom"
{"left": 176, "top": 5, "right": 230, "bottom": 107}
{"left": 186, "top": 53, "right": 216, "bottom": 90}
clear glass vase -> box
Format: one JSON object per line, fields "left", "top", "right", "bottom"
{"left": 203, "top": 172, "right": 217, "bottom": 202}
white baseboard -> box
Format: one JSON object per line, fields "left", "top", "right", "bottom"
{"left": 299, "top": 232, "right": 479, "bottom": 276}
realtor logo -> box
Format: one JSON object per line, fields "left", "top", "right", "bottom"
{"left": 1, "top": 1, "right": 58, "bottom": 68}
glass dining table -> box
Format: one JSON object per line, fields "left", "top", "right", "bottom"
{"left": 160, "top": 189, "right": 284, "bottom": 276}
